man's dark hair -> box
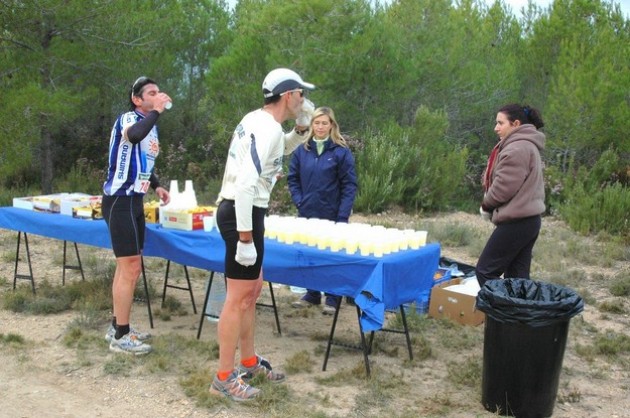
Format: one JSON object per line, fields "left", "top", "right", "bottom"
{"left": 129, "top": 76, "right": 157, "bottom": 110}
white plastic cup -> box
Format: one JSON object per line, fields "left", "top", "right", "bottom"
{"left": 417, "top": 230, "right": 428, "bottom": 246}
{"left": 203, "top": 216, "right": 215, "bottom": 232}
{"left": 345, "top": 240, "right": 358, "bottom": 255}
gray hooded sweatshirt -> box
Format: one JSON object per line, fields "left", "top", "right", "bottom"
{"left": 482, "top": 124, "right": 546, "bottom": 225}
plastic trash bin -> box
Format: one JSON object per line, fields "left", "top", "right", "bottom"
{"left": 475, "top": 278, "right": 584, "bottom": 418}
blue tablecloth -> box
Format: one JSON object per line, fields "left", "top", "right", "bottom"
{"left": 0, "top": 206, "right": 112, "bottom": 248}
{"left": 0, "top": 207, "right": 440, "bottom": 331}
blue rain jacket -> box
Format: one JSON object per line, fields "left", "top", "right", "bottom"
{"left": 287, "top": 139, "right": 358, "bottom": 222}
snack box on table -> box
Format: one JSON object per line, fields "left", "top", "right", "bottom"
{"left": 72, "top": 196, "right": 103, "bottom": 220}
{"left": 161, "top": 207, "right": 214, "bottom": 231}
{"left": 13, "top": 193, "right": 70, "bottom": 213}
{"left": 60, "top": 193, "right": 100, "bottom": 216}
{"left": 428, "top": 277, "right": 485, "bottom": 326}
{"left": 144, "top": 201, "right": 160, "bottom": 224}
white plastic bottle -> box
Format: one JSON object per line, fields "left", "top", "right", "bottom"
{"left": 182, "top": 179, "right": 197, "bottom": 209}
{"left": 205, "top": 275, "right": 226, "bottom": 322}
{"left": 290, "top": 286, "right": 307, "bottom": 294}
{"left": 160, "top": 179, "right": 180, "bottom": 224}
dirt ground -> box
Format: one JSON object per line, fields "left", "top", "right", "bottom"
{"left": 0, "top": 211, "right": 628, "bottom": 418}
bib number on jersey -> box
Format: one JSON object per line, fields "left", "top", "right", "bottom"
{"left": 134, "top": 172, "right": 151, "bottom": 194}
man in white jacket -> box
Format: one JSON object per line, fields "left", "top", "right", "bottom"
{"left": 210, "top": 68, "right": 315, "bottom": 401}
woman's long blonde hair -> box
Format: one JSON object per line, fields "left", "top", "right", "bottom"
{"left": 303, "top": 107, "right": 348, "bottom": 149}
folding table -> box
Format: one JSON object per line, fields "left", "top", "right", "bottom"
{"left": 0, "top": 206, "right": 440, "bottom": 374}
{"left": 144, "top": 221, "right": 441, "bottom": 375}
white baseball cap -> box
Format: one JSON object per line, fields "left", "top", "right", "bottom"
{"left": 262, "top": 68, "right": 315, "bottom": 98}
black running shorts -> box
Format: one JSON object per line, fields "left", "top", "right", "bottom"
{"left": 102, "top": 194, "right": 145, "bottom": 257}
{"left": 216, "top": 199, "right": 266, "bottom": 280}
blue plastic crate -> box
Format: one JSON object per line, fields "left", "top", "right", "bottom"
{"left": 433, "top": 267, "right": 452, "bottom": 286}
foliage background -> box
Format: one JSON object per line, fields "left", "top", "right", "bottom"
{"left": 1, "top": 0, "right": 628, "bottom": 238}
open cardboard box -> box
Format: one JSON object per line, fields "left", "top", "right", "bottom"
{"left": 13, "top": 193, "right": 66, "bottom": 212}
{"left": 60, "top": 193, "right": 99, "bottom": 216}
{"left": 428, "top": 278, "right": 485, "bottom": 326}
{"left": 161, "top": 208, "right": 213, "bottom": 231}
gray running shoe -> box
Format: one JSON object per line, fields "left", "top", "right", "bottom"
{"left": 209, "top": 370, "right": 261, "bottom": 401}
{"left": 291, "top": 298, "right": 317, "bottom": 308}
{"left": 109, "top": 333, "right": 152, "bottom": 355}
{"left": 105, "top": 325, "right": 151, "bottom": 343}
{"left": 238, "top": 355, "right": 286, "bottom": 383}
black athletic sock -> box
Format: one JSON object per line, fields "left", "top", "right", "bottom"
{"left": 115, "top": 324, "right": 130, "bottom": 339}
{"left": 111, "top": 317, "right": 117, "bottom": 328}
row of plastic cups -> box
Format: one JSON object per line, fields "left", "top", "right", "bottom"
{"left": 264, "top": 216, "right": 427, "bottom": 256}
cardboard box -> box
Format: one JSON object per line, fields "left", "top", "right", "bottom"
{"left": 404, "top": 268, "right": 453, "bottom": 314}
{"left": 13, "top": 193, "right": 66, "bottom": 213}
{"left": 72, "top": 206, "right": 94, "bottom": 220}
{"left": 429, "top": 278, "right": 485, "bottom": 326}
{"left": 144, "top": 202, "right": 160, "bottom": 223}
{"left": 71, "top": 197, "right": 102, "bottom": 220}
{"left": 60, "top": 193, "right": 97, "bottom": 216}
{"left": 161, "top": 209, "right": 213, "bottom": 231}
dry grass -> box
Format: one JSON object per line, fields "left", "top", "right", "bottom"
{"left": 0, "top": 211, "right": 629, "bottom": 417}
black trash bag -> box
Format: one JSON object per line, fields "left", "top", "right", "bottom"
{"left": 476, "top": 278, "right": 584, "bottom": 327}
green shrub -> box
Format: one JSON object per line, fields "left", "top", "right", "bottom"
{"left": 53, "top": 159, "right": 103, "bottom": 195}
{"left": 430, "top": 221, "right": 478, "bottom": 247}
{"left": 557, "top": 150, "right": 629, "bottom": 238}
{"left": 406, "top": 106, "right": 468, "bottom": 212}
{"left": 598, "top": 299, "right": 626, "bottom": 314}
{"left": 560, "top": 182, "right": 629, "bottom": 238}
{"left": 354, "top": 107, "right": 468, "bottom": 214}
{"left": 0, "top": 333, "right": 26, "bottom": 345}
{"left": 354, "top": 126, "right": 407, "bottom": 213}
{"left": 594, "top": 331, "right": 630, "bottom": 356}
{"left": 610, "top": 272, "right": 630, "bottom": 296}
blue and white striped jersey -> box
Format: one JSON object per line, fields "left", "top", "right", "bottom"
{"left": 103, "top": 110, "right": 159, "bottom": 196}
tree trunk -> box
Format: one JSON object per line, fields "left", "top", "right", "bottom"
{"left": 40, "top": 123, "right": 54, "bottom": 194}
{"left": 39, "top": 25, "right": 54, "bottom": 194}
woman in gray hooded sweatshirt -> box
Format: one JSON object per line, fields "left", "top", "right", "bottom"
{"left": 476, "top": 103, "right": 545, "bottom": 287}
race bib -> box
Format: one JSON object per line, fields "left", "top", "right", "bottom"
{"left": 134, "top": 172, "right": 151, "bottom": 194}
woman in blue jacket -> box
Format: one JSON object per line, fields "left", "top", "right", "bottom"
{"left": 288, "top": 107, "right": 358, "bottom": 314}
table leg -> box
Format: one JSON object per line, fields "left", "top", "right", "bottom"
{"left": 62, "top": 241, "right": 85, "bottom": 285}
{"left": 322, "top": 296, "right": 373, "bottom": 376}
{"left": 161, "top": 261, "right": 197, "bottom": 314}
{"left": 356, "top": 305, "right": 372, "bottom": 377}
{"left": 13, "top": 232, "right": 35, "bottom": 294}
{"left": 399, "top": 305, "right": 414, "bottom": 360}
{"left": 140, "top": 257, "right": 153, "bottom": 329}
{"left": 267, "top": 282, "right": 282, "bottom": 335}
{"left": 255, "top": 282, "right": 282, "bottom": 335}
{"left": 197, "top": 271, "right": 216, "bottom": 339}
{"left": 368, "top": 305, "right": 414, "bottom": 361}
